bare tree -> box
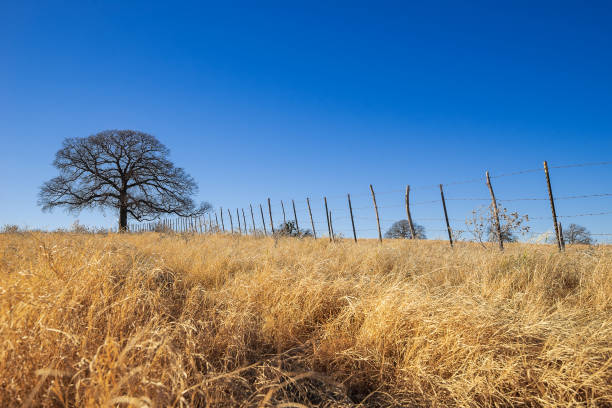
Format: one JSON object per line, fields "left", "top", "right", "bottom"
{"left": 39, "top": 130, "right": 210, "bottom": 231}
{"left": 385, "top": 220, "right": 426, "bottom": 239}
{"left": 466, "top": 203, "right": 529, "bottom": 247}
{"left": 274, "top": 221, "right": 313, "bottom": 238}
{"left": 563, "top": 223, "right": 593, "bottom": 245}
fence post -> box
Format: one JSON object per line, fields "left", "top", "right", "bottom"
{"left": 242, "top": 208, "right": 247, "bottom": 235}
{"left": 292, "top": 199, "right": 299, "bottom": 232}
{"left": 281, "top": 200, "right": 287, "bottom": 225}
{"left": 329, "top": 210, "right": 335, "bottom": 240}
{"left": 260, "top": 204, "right": 268, "bottom": 235}
{"left": 250, "top": 204, "right": 256, "bottom": 234}
{"left": 348, "top": 193, "right": 357, "bottom": 242}
{"left": 439, "top": 184, "right": 454, "bottom": 248}
{"left": 543, "top": 161, "right": 562, "bottom": 251}
{"left": 268, "top": 198, "right": 275, "bottom": 234}
{"left": 219, "top": 208, "right": 225, "bottom": 232}
{"left": 226, "top": 209, "right": 233, "bottom": 233}
{"left": 558, "top": 222, "right": 566, "bottom": 251}
{"left": 324, "top": 196, "right": 332, "bottom": 242}
{"left": 485, "top": 171, "right": 504, "bottom": 251}
{"left": 307, "top": 197, "right": 316, "bottom": 239}
{"left": 369, "top": 184, "right": 383, "bottom": 243}
{"left": 236, "top": 208, "right": 242, "bottom": 234}
{"left": 405, "top": 185, "right": 416, "bottom": 239}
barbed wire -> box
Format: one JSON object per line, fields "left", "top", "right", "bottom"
{"left": 137, "top": 159, "right": 612, "bottom": 242}
{"left": 223, "top": 160, "right": 612, "bottom": 208}
{"left": 529, "top": 211, "right": 612, "bottom": 220}
{"left": 550, "top": 161, "right": 612, "bottom": 169}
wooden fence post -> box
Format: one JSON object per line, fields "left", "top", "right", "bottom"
{"left": 348, "top": 193, "right": 357, "bottom": 242}
{"left": 307, "top": 197, "right": 316, "bottom": 239}
{"left": 485, "top": 171, "right": 504, "bottom": 251}
{"left": 405, "top": 185, "right": 416, "bottom": 239}
{"left": 236, "top": 208, "right": 242, "bottom": 234}
{"left": 242, "top": 208, "right": 247, "bottom": 235}
{"left": 329, "top": 210, "right": 335, "bottom": 240}
{"left": 227, "top": 209, "right": 234, "bottom": 233}
{"left": 214, "top": 213, "right": 219, "bottom": 232}
{"left": 292, "top": 200, "right": 299, "bottom": 232}
{"left": 369, "top": 184, "right": 382, "bottom": 243}
{"left": 268, "top": 198, "right": 275, "bottom": 234}
{"left": 439, "top": 184, "right": 454, "bottom": 248}
{"left": 260, "top": 204, "right": 268, "bottom": 235}
{"left": 220, "top": 208, "right": 225, "bottom": 232}
{"left": 558, "top": 222, "right": 566, "bottom": 251}
{"left": 324, "top": 196, "right": 332, "bottom": 242}
{"left": 281, "top": 200, "right": 287, "bottom": 225}
{"left": 543, "top": 161, "right": 561, "bottom": 251}
{"left": 250, "top": 204, "right": 256, "bottom": 234}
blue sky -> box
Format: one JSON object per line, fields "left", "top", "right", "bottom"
{"left": 1, "top": 1, "right": 611, "bottom": 241}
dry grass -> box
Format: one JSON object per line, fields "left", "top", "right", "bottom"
{"left": 0, "top": 232, "right": 611, "bottom": 407}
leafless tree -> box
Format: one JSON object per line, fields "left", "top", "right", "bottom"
{"left": 466, "top": 203, "right": 529, "bottom": 247}
{"left": 563, "top": 223, "right": 593, "bottom": 245}
{"left": 385, "top": 220, "right": 426, "bottom": 239}
{"left": 39, "top": 130, "right": 211, "bottom": 231}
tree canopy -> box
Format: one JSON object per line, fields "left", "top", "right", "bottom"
{"left": 39, "top": 130, "right": 210, "bottom": 231}
{"left": 563, "top": 223, "right": 593, "bottom": 245}
{"left": 384, "top": 220, "right": 426, "bottom": 239}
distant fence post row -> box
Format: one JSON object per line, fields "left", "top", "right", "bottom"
{"left": 126, "top": 161, "right": 612, "bottom": 250}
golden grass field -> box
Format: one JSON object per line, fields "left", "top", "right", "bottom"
{"left": 0, "top": 232, "right": 610, "bottom": 407}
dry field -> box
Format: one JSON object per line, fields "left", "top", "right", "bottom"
{"left": 0, "top": 232, "right": 610, "bottom": 407}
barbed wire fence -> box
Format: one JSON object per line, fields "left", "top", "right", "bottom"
{"left": 128, "top": 160, "right": 612, "bottom": 248}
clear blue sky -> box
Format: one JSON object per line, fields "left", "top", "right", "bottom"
{"left": 1, "top": 1, "right": 611, "bottom": 241}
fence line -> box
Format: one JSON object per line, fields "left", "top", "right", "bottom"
{"left": 127, "top": 160, "right": 612, "bottom": 247}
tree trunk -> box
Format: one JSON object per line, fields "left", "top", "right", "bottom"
{"left": 119, "top": 205, "right": 128, "bottom": 232}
